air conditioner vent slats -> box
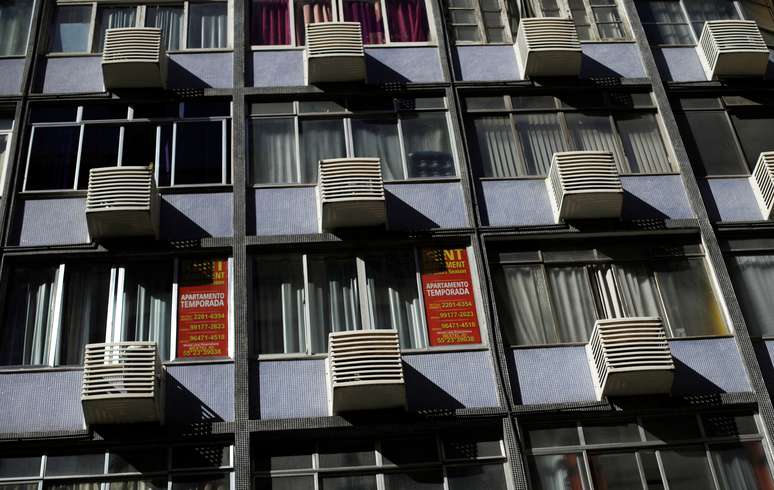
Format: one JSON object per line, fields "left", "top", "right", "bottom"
{"left": 697, "top": 20, "right": 769, "bottom": 79}
{"left": 326, "top": 330, "right": 406, "bottom": 413}
{"left": 306, "top": 22, "right": 366, "bottom": 83}
{"left": 318, "top": 158, "right": 387, "bottom": 229}
{"left": 102, "top": 28, "right": 167, "bottom": 88}
{"left": 515, "top": 17, "right": 582, "bottom": 77}
{"left": 587, "top": 317, "right": 674, "bottom": 398}
{"left": 751, "top": 151, "right": 774, "bottom": 220}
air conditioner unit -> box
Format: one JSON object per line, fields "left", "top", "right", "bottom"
{"left": 326, "top": 330, "right": 406, "bottom": 414}
{"left": 317, "top": 157, "right": 386, "bottom": 230}
{"left": 86, "top": 166, "right": 160, "bottom": 240}
{"left": 545, "top": 151, "right": 624, "bottom": 221}
{"left": 750, "top": 151, "right": 774, "bottom": 219}
{"left": 306, "top": 22, "right": 366, "bottom": 83}
{"left": 515, "top": 18, "right": 582, "bottom": 78}
{"left": 102, "top": 27, "right": 167, "bottom": 89}
{"left": 697, "top": 20, "right": 769, "bottom": 79}
{"left": 81, "top": 341, "right": 164, "bottom": 424}
{"left": 586, "top": 317, "right": 674, "bottom": 399}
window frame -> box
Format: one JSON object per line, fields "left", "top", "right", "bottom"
{"left": 447, "top": 0, "right": 519, "bottom": 45}
{"left": 724, "top": 242, "right": 774, "bottom": 340}
{"left": 22, "top": 102, "right": 232, "bottom": 193}
{"left": 0, "top": 0, "right": 36, "bottom": 57}
{"left": 48, "top": 1, "right": 231, "bottom": 55}
{"left": 636, "top": 0, "right": 746, "bottom": 47}
{"left": 0, "top": 257, "right": 235, "bottom": 369}
{"left": 249, "top": 97, "right": 459, "bottom": 186}
{"left": 0, "top": 119, "right": 13, "bottom": 197}
{"left": 536, "top": 0, "right": 631, "bottom": 41}
{"left": 249, "top": 0, "right": 437, "bottom": 48}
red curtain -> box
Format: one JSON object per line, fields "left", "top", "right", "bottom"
{"left": 386, "top": 0, "right": 429, "bottom": 42}
{"left": 344, "top": 0, "right": 385, "bottom": 44}
{"left": 252, "top": 0, "right": 291, "bottom": 45}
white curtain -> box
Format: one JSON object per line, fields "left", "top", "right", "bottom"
{"left": 728, "top": 255, "right": 774, "bottom": 337}
{"left": 307, "top": 256, "right": 360, "bottom": 353}
{"left": 712, "top": 444, "right": 773, "bottom": 490}
{"left": 255, "top": 256, "right": 306, "bottom": 354}
{"left": 365, "top": 254, "right": 425, "bottom": 349}
{"left": 616, "top": 114, "right": 672, "bottom": 173}
{"left": 514, "top": 113, "right": 566, "bottom": 175}
{"left": 146, "top": 6, "right": 184, "bottom": 51}
{"left": 120, "top": 264, "right": 172, "bottom": 360}
{"left": 0, "top": 0, "right": 32, "bottom": 56}
{"left": 1, "top": 267, "right": 56, "bottom": 365}
{"left": 546, "top": 266, "right": 597, "bottom": 343}
{"left": 401, "top": 112, "right": 455, "bottom": 178}
{"left": 352, "top": 118, "right": 404, "bottom": 180}
{"left": 472, "top": 116, "right": 521, "bottom": 178}
{"left": 498, "top": 266, "right": 555, "bottom": 345}
{"left": 252, "top": 118, "right": 298, "bottom": 184}
{"left": 95, "top": 7, "right": 137, "bottom": 52}
{"left": 57, "top": 265, "right": 110, "bottom": 365}
{"left": 614, "top": 263, "right": 664, "bottom": 318}
{"left": 299, "top": 118, "right": 346, "bottom": 183}
{"left": 188, "top": 3, "right": 228, "bottom": 48}
{"left": 565, "top": 113, "right": 626, "bottom": 171}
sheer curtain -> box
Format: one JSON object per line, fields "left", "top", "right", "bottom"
{"left": 146, "top": 6, "right": 184, "bottom": 51}
{"left": 299, "top": 118, "right": 346, "bottom": 183}
{"left": 402, "top": 112, "right": 455, "bottom": 178}
{"left": 0, "top": 0, "right": 32, "bottom": 56}
{"left": 615, "top": 114, "right": 672, "bottom": 173}
{"left": 307, "top": 256, "right": 360, "bottom": 353}
{"left": 515, "top": 113, "right": 567, "bottom": 175}
{"left": 57, "top": 265, "right": 110, "bottom": 365}
{"left": 546, "top": 266, "right": 597, "bottom": 342}
{"left": 0, "top": 267, "right": 57, "bottom": 366}
{"left": 295, "top": 0, "right": 333, "bottom": 45}
{"left": 251, "top": 0, "right": 291, "bottom": 45}
{"left": 343, "top": 0, "right": 385, "bottom": 44}
{"left": 386, "top": 0, "right": 429, "bottom": 42}
{"left": 352, "top": 118, "right": 404, "bottom": 180}
{"left": 565, "top": 113, "right": 626, "bottom": 171}
{"left": 365, "top": 254, "right": 425, "bottom": 349}
{"left": 497, "top": 266, "right": 556, "bottom": 345}
{"left": 727, "top": 255, "right": 774, "bottom": 337}
{"left": 188, "top": 3, "right": 228, "bottom": 48}
{"left": 251, "top": 118, "right": 298, "bottom": 183}
{"left": 120, "top": 263, "right": 172, "bottom": 361}
{"left": 712, "top": 443, "right": 774, "bottom": 490}
{"left": 50, "top": 5, "right": 92, "bottom": 53}
{"left": 614, "top": 263, "right": 664, "bottom": 318}
{"left": 255, "top": 256, "right": 306, "bottom": 354}
{"left": 472, "top": 116, "right": 521, "bottom": 178}
{"left": 95, "top": 7, "right": 137, "bottom": 52}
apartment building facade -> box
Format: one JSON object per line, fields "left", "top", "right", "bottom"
{"left": 1, "top": 0, "right": 774, "bottom": 488}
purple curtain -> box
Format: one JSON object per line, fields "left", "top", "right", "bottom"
{"left": 344, "top": 0, "right": 385, "bottom": 44}
{"left": 252, "top": 0, "right": 291, "bottom": 45}
{"left": 386, "top": 0, "right": 428, "bottom": 42}
{"left": 295, "top": 0, "right": 333, "bottom": 45}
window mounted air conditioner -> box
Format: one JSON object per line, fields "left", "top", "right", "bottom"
{"left": 306, "top": 22, "right": 366, "bottom": 84}
{"left": 326, "top": 330, "right": 406, "bottom": 414}
{"left": 515, "top": 18, "right": 582, "bottom": 78}
{"left": 545, "top": 151, "right": 624, "bottom": 221}
{"left": 697, "top": 20, "right": 769, "bottom": 79}
{"left": 587, "top": 317, "right": 674, "bottom": 399}
{"left": 86, "top": 166, "right": 160, "bottom": 240}
{"left": 750, "top": 151, "right": 774, "bottom": 219}
{"left": 317, "top": 157, "right": 386, "bottom": 230}
{"left": 81, "top": 341, "right": 164, "bottom": 424}
{"left": 102, "top": 28, "right": 167, "bottom": 89}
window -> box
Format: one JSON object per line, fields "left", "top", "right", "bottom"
{"left": 742, "top": 0, "right": 774, "bottom": 46}
{"left": 526, "top": 413, "right": 774, "bottom": 490}
{"left": 250, "top": 0, "right": 430, "bottom": 46}
{"left": 254, "top": 429, "right": 510, "bottom": 490}
{"left": 250, "top": 97, "right": 455, "bottom": 184}
{"left": 727, "top": 253, "right": 774, "bottom": 337}
{"left": 0, "top": 0, "right": 34, "bottom": 56}
{"left": 447, "top": 0, "right": 519, "bottom": 43}
{"left": 635, "top": 0, "right": 740, "bottom": 45}
{"left": 0, "top": 117, "right": 11, "bottom": 196}
{"left": 534, "top": 0, "right": 629, "bottom": 40}
{"left": 492, "top": 241, "right": 728, "bottom": 346}
{"left": 0, "top": 258, "right": 231, "bottom": 367}
{"left": 0, "top": 444, "right": 232, "bottom": 489}
{"left": 466, "top": 92, "right": 672, "bottom": 178}
{"left": 24, "top": 101, "right": 231, "bottom": 191}
{"left": 675, "top": 96, "right": 774, "bottom": 177}
{"left": 49, "top": 2, "right": 229, "bottom": 53}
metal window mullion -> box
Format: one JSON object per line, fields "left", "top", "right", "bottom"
{"left": 182, "top": 1, "right": 189, "bottom": 49}
{"left": 73, "top": 124, "right": 85, "bottom": 190}
{"left": 88, "top": 3, "right": 97, "bottom": 53}
{"left": 295, "top": 116, "right": 303, "bottom": 183}
{"left": 677, "top": 0, "right": 698, "bottom": 43}
{"left": 22, "top": 126, "right": 35, "bottom": 191}
{"left": 608, "top": 113, "right": 629, "bottom": 174}
{"left": 105, "top": 267, "right": 118, "bottom": 344}
{"left": 154, "top": 125, "right": 161, "bottom": 181}
{"left": 648, "top": 262, "right": 674, "bottom": 337}
{"left": 724, "top": 110, "right": 755, "bottom": 173}
{"left": 117, "top": 125, "right": 125, "bottom": 166}
{"left": 581, "top": 0, "right": 600, "bottom": 40}
{"left": 344, "top": 117, "right": 354, "bottom": 158}
{"left": 356, "top": 256, "right": 370, "bottom": 329}
{"left": 170, "top": 258, "right": 179, "bottom": 361}
{"left": 474, "top": 0, "right": 488, "bottom": 42}
{"left": 509, "top": 112, "right": 530, "bottom": 176}
{"left": 171, "top": 122, "right": 177, "bottom": 185}
{"left": 581, "top": 450, "right": 595, "bottom": 490}
{"left": 222, "top": 119, "right": 227, "bottom": 184}
{"left": 654, "top": 449, "right": 670, "bottom": 490}
{"left": 704, "top": 443, "right": 722, "bottom": 490}
{"left": 380, "top": 0, "right": 391, "bottom": 43}
{"left": 412, "top": 247, "right": 429, "bottom": 349}
{"left": 289, "top": 0, "right": 297, "bottom": 46}
{"left": 536, "top": 264, "right": 562, "bottom": 343}
{"left": 48, "top": 264, "right": 67, "bottom": 366}
{"left": 396, "top": 116, "right": 409, "bottom": 180}
{"left": 228, "top": 257, "right": 235, "bottom": 357}
{"left": 634, "top": 450, "right": 649, "bottom": 490}
{"left": 302, "top": 254, "right": 313, "bottom": 354}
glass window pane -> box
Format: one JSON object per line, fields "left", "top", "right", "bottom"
{"left": 530, "top": 454, "right": 587, "bottom": 490}
{"left": 47, "top": 482, "right": 102, "bottom": 490}
{"left": 677, "top": 111, "right": 747, "bottom": 176}
{"left": 0, "top": 0, "right": 33, "bottom": 56}
{"left": 146, "top": 6, "right": 185, "bottom": 51}
{"left": 251, "top": 118, "right": 298, "bottom": 184}
{"left": 188, "top": 3, "right": 228, "bottom": 48}
{"left": 253, "top": 441, "right": 314, "bottom": 471}
{"left": 343, "top": 0, "right": 386, "bottom": 44}
{"left": 525, "top": 422, "right": 580, "bottom": 448}
{"left": 294, "top": 0, "right": 334, "bottom": 45}
{"left": 0, "top": 267, "right": 57, "bottom": 366}
{"left": 384, "top": 470, "right": 444, "bottom": 490}
{"left": 95, "top": 7, "right": 137, "bottom": 53}
{"left": 0, "top": 484, "right": 38, "bottom": 490}
{"left": 120, "top": 262, "right": 173, "bottom": 361}
{"left": 254, "top": 255, "right": 306, "bottom": 354}
{"left": 654, "top": 258, "right": 728, "bottom": 337}
{"left": 252, "top": 0, "right": 292, "bottom": 45}
{"left": 157, "top": 124, "right": 173, "bottom": 186}
{"left": 352, "top": 118, "right": 404, "bottom": 180}
{"left": 175, "top": 121, "right": 225, "bottom": 185}
{"left": 447, "top": 464, "right": 508, "bottom": 490}
{"left": 589, "top": 452, "right": 643, "bottom": 490}
{"left": 0, "top": 456, "right": 41, "bottom": 477}
{"left": 730, "top": 113, "right": 774, "bottom": 173}
{"left": 122, "top": 124, "right": 158, "bottom": 167}
{"left": 365, "top": 253, "right": 424, "bottom": 349}
{"left": 470, "top": 116, "right": 521, "bottom": 177}
{"left": 108, "top": 448, "right": 167, "bottom": 473}
{"left": 382, "top": 437, "right": 439, "bottom": 465}
{"left": 640, "top": 450, "right": 666, "bottom": 490}
{"left": 299, "top": 118, "right": 346, "bottom": 183}
{"left": 320, "top": 475, "right": 377, "bottom": 490}
{"left": 402, "top": 113, "right": 455, "bottom": 178}
{"left": 684, "top": 0, "right": 739, "bottom": 36}
{"left": 318, "top": 440, "right": 375, "bottom": 468}
{"left": 50, "top": 6, "right": 92, "bottom": 53}
{"left": 466, "top": 97, "right": 507, "bottom": 110}
{"left": 307, "top": 255, "right": 360, "bottom": 353}
{"left": 171, "top": 474, "right": 230, "bottom": 490}
{"left": 712, "top": 442, "right": 774, "bottom": 490}
{"left": 46, "top": 453, "right": 105, "bottom": 476}
{"left": 77, "top": 125, "right": 121, "bottom": 189}
{"left": 702, "top": 414, "right": 759, "bottom": 437}
{"left": 514, "top": 113, "right": 566, "bottom": 175}
{"left": 184, "top": 101, "right": 231, "bottom": 118}
{"left": 727, "top": 255, "right": 774, "bottom": 337}
{"left": 443, "top": 430, "right": 503, "bottom": 460}
{"left": 660, "top": 446, "right": 715, "bottom": 490}
{"left": 454, "top": 26, "right": 482, "bottom": 42}
{"left": 255, "top": 476, "right": 315, "bottom": 490}
{"left": 565, "top": 112, "right": 625, "bottom": 170}
{"left": 108, "top": 480, "right": 167, "bottom": 490}
{"left": 83, "top": 105, "right": 129, "bottom": 121}
{"left": 172, "top": 445, "right": 230, "bottom": 468}
{"left": 583, "top": 420, "right": 640, "bottom": 444}
{"left": 643, "top": 415, "right": 702, "bottom": 441}
{"left": 450, "top": 9, "right": 477, "bottom": 23}
{"left": 58, "top": 264, "right": 111, "bottom": 365}
{"left": 387, "top": 0, "right": 429, "bottom": 42}
{"left": 614, "top": 263, "right": 664, "bottom": 318}
{"left": 546, "top": 266, "right": 597, "bottom": 343}
{"left": 495, "top": 265, "right": 557, "bottom": 345}
{"left": 615, "top": 113, "right": 671, "bottom": 173}
{"left": 26, "top": 126, "right": 80, "bottom": 190}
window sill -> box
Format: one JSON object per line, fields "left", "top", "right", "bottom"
{"left": 0, "top": 55, "right": 26, "bottom": 60}
{"left": 0, "top": 365, "right": 84, "bottom": 373}
{"left": 251, "top": 177, "right": 460, "bottom": 189}
{"left": 580, "top": 39, "right": 635, "bottom": 44}
{"left": 47, "top": 48, "right": 233, "bottom": 58}
{"left": 20, "top": 185, "right": 233, "bottom": 197}
{"left": 46, "top": 52, "right": 101, "bottom": 58}
{"left": 479, "top": 172, "right": 680, "bottom": 181}
{"left": 701, "top": 174, "right": 752, "bottom": 179}
{"left": 256, "top": 344, "right": 488, "bottom": 361}
{"left": 509, "top": 334, "right": 735, "bottom": 349}
{"left": 250, "top": 43, "right": 437, "bottom": 51}
{"left": 164, "top": 357, "right": 233, "bottom": 366}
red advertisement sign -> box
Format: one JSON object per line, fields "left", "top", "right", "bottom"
{"left": 420, "top": 248, "right": 482, "bottom": 346}
{"left": 177, "top": 258, "right": 229, "bottom": 358}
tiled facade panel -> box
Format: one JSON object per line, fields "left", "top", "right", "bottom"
{"left": 653, "top": 47, "right": 774, "bottom": 82}
{"left": 0, "top": 58, "right": 24, "bottom": 95}
{"left": 251, "top": 50, "right": 305, "bottom": 87}
{"left": 14, "top": 197, "right": 91, "bottom": 246}
{"left": 252, "top": 187, "right": 318, "bottom": 235}
{"left": 258, "top": 359, "right": 329, "bottom": 420}
{"left": 700, "top": 178, "right": 763, "bottom": 222}
{"left": 160, "top": 192, "right": 234, "bottom": 240}
{"left": 0, "top": 370, "right": 84, "bottom": 433}
{"left": 670, "top": 338, "right": 753, "bottom": 394}
{"left": 165, "top": 362, "right": 235, "bottom": 423}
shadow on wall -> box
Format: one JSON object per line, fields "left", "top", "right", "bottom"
{"left": 159, "top": 200, "right": 212, "bottom": 240}
{"left": 365, "top": 54, "right": 409, "bottom": 84}
{"left": 754, "top": 342, "right": 774, "bottom": 396}
{"left": 165, "top": 371, "right": 224, "bottom": 426}
{"left": 621, "top": 190, "right": 670, "bottom": 220}
{"left": 403, "top": 362, "right": 465, "bottom": 412}
{"left": 167, "top": 58, "right": 212, "bottom": 89}
{"left": 385, "top": 190, "right": 439, "bottom": 229}
{"left": 579, "top": 55, "right": 624, "bottom": 78}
